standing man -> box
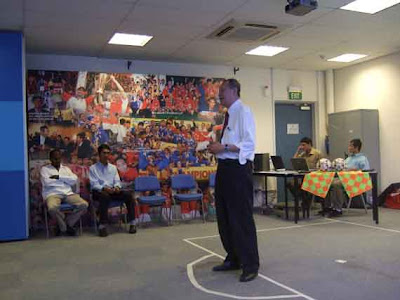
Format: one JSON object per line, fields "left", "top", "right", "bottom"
{"left": 41, "top": 149, "right": 88, "bottom": 236}
{"left": 89, "top": 144, "right": 137, "bottom": 237}
{"left": 207, "top": 79, "right": 259, "bottom": 282}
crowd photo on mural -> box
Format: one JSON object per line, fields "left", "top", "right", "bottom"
{"left": 27, "top": 70, "right": 225, "bottom": 229}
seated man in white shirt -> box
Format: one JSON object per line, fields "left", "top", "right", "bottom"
{"left": 41, "top": 149, "right": 88, "bottom": 236}
{"left": 89, "top": 144, "right": 137, "bottom": 237}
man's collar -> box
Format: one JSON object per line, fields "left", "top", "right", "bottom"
{"left": 227, "top": 99, "right": 241, "bottom": 114}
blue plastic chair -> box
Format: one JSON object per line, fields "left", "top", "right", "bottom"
{"left": 44, "top": 202, "right": 83, "bottom": 238}
{"left": 42, "top": 181, "right": 84, "bottom": 238}
{"left": 171, "top": 174, "right": 205, "bottom": 223}
{"left": 91, "top": 192, "right": 128, "bottom": 234}
{"left": 135, "top": 176, "right": 169, "bottom": 225}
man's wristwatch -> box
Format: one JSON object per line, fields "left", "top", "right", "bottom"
{"left": 224, "top": 144, "right": 229, "bottom": 152}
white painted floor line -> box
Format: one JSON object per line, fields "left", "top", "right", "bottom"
{"left": 325, "top": 218, "right": 400, "bottom": 234}
{"left": 184, "top": 239, "right": 318, "bottom": 300}
{"left": 185, "top": 220, "right": 338, "bottom": 242}
{"left": 187, "top": 255, "right": 303, "bottom": 300}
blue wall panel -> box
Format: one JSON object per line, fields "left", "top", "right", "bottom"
{"left": 0, "top": 101, "right": 25, "bottom": 171}
{"left": 0, "top": 171, "right": 27, "bottom": 240}
{"left": 0, "top": 32, "right": 27, "bottom": 241}
{"left": 0, "top": 32, "right": 23, "bottom": 102}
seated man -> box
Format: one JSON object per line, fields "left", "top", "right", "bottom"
{"left": 324, "top": 138, "right": 370, "bottom": 217}
{"left": 89, "top": 144, "right": 137, "bottom": 237}
{"left": 41, "top": 149, "right": 88, "bottom": 236}
{"left": 294, "top": 137, "right": 322, "bottom": 169}
{"left": 289, "top": 137, "right": 322, "bottom": 207}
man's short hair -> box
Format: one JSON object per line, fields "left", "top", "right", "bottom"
{"left": 98, "top": 144, "right": 111, "bottom": 154}
{"left": 350, "top": 138, "right": 362, "bottom": 151}
{"left": 40, "top": 125, "right": 48, "bottom": 132}
{"left": 223, "top": 78, "right": 241, "bottom": 97}
{"left": 49, "top": 149, "right": 61, "bottom": 159}
{"left": 77, "top": 132, "right": 86, "bottom": 139}
{"left": 300, "top": 137, "right": 313, "bottom": 146}
{"left": 33, "top": 95, "right": 43, "bottom": 102}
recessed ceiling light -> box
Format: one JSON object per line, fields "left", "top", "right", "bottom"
{"left": 245, "top": 45, "right": 289, "bottom": 57}
{"left": 108, "top": 33, "right": 153, "bottom": 47}
{"left": 328, "top": 54, "right": 368, "bottom": 62}
{"left": 340, "top": 0, "right": 400, "bottom": 14}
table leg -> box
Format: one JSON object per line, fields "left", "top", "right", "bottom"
{"left": 284, "top": 177, "right": 289, "bottom": 220}
{"left": 294, "top": 177, "right": 299, "bottom": 224}
{"left": 371, "top": 173, "right": 379, "bottom": 224}
{"left": 264, "top": 175, "right": 268, "bottom": 214}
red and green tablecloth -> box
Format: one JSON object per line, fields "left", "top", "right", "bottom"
{"left": 337, "top": 171, "right": 372, "bottom": 198}
{"left": 301, "top": 171, "right": 373, "bottom": 198}
{"left": 301, "top": 171, "right": 335, "bottom": 198}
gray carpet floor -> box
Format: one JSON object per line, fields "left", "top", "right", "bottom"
{"left": 1, "top": 208, "right": 400, "bottom": 300}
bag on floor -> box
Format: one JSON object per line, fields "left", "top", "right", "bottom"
{"left": 384, "top": 191, "right": 400, "bottom": 209}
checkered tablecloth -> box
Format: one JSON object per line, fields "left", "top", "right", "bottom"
{"left": 301, "top": 171, "right": 335, "bottom": 198}
{"left": 337, "top": 171, "right": 372, "bottom": 198}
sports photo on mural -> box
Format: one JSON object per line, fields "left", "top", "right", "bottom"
{"left": 27, "top": 70, "right": 225, "bottom": 229}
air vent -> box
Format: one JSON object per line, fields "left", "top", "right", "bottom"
{"left": 207, "top": 20, "right": 280, "bottom": 42}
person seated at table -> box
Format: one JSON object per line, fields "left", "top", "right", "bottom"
{"left": 293, "top": 137, "right": 322, "bottom": 169}
{"left": 289, "top": 137, "right": 322, "bottom": 207}
{"left": 41, "top": 149, "right": 88, "bottom": 236}
{"left": 323, "top": 138, "right": 370, "bottom": 217}
{"left": 89, "top": 144, "right": 137, "bottom": 237}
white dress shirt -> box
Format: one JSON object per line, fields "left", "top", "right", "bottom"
{"left": 216, "top": 99, "right": 256, "bottom": 165}
{"left": 89, "top": 162, "right": 121, "bottom": 191}
{"left": 40, "top": 164, "right": 78, "bottom": 199}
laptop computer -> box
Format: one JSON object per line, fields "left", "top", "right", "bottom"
{"left": 290, "top": 157, "right": 309, "bottom": 172}
{"left": 271, "top": 156, "right": 285, "bottom": 170}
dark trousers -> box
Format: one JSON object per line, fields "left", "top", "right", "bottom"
{"left": 93, "top": 190, "right": 135, "bottom": 224}
{"left": 215, "top": 159, "right": 259, "bottom": 272}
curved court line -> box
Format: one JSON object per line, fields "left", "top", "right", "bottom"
{"left": 184, "top": 239, "right": 317, "bottom": 300}
{"left": 187, "top": 254, "right": 302, "bottom": 300}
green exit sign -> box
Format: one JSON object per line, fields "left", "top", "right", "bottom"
{"left": 289, "top": 91, "right": 302, "bottom": 100}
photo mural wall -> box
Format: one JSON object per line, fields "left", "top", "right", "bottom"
{"left": 27, "top": 70, "right": 224, "bottom": 229}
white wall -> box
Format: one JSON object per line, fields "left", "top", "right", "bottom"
{"left": 272, "top": 69, "right": 319, "bottom": 102}
{"left": 334, "top": 51, "right": 400, "bottom": 190}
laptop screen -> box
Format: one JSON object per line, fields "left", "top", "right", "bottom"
{"left": 271, "top": 156, "right": 285, "bottom": 170}
{"left": 291, "top": 158, "right": 309, "bottom": 171}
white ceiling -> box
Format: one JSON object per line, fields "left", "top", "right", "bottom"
{"left": 1, "top": 0, "right": 400, "bottom": 70}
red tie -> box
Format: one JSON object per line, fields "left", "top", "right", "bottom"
{"left": 220, "top": 112, "right": 229, "bottom": 142}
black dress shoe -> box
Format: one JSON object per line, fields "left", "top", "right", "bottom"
{"left": 212, "top": 261, "right": 241, "bottom": 272}
{"left": 239, "top": 270, "right": 258, "bottom": 282}
{"left": 99, "top": 227, "right": 108, "bottom": 237}
{"left": 129, "top": 225, "right": 137, "bottom": 234}
{"left": 329, "top": 209, "right": 342, "bottom": 218}
{"left": 66, "top": 225, "right": 77, "bottom": 236}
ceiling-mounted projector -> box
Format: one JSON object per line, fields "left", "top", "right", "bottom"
{"left": 285, "top": 0, "right": 318, "bottom": 16}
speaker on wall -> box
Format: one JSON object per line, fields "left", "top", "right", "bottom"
{"left": 254, "top": 153, "right": 270, "bottom": 171}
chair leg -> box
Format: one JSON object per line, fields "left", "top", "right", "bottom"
{"left": 92, "top": 204, "right": 98, "bottom": 234}
{"left": 79, "top": 217, "right": 83, "bottom": 236}
{"left": 361, "top": 194, "right": 368, "bottom": 214}
{"left": 201, "top": 199, "right": 206, "bottom": 223}
{"left": 44, "top": 206, "right": 49, "bottom": 239}
{"left": 347, "top": 197, "right": 353, "bottom": 213}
